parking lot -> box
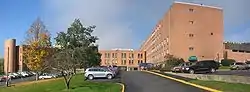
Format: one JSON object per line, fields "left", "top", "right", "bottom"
{"left": 0, "top": 76, "right": 36, "bottom": 86}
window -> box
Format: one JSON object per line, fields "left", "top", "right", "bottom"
{"left": 232, "top": 50, "right": 238, "bottom": 52}
{"left": 210, "top": 33, "right": 214, "bottom": 35}
{"left": 131, "top": 60, "right": 134, "bottom": 64}
{"left": 138, "top": 60, "right": 140, "bottom": 64}
{"left": 189, "top": 8, "right": 194, "bottom": 12}
{"left": 112, "top": 53, "right": 114, "bottom": 58}
{"left": 105, "top": 53, "right": 107, "bottom": 58}
{"left": 189, "top": 20, "right": 194, "bottom": 24}
{"left": 115, "top": 53, "right": 117, "bottom": 58}
{"left": 107, "top": 53, "right": 110, "bottom": 58}
{"left": 131, "top": 53, "right": 134, "bottom": 58}
{"left": 189, "top": 47, "right": 194, "bottom": 51}
{"left": 124, "top": 53, "right": 126, "bottom": 58}
{"left": 140, "top": 54, "right": 143, "bottom": 58}
{"left": 189, "top": 34, "right": 194, "bottom": 37}
{"left": 138, "top": 54, "right": 141, "bottom": 58}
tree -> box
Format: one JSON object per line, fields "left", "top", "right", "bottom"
{"left": 162, "top": 55, "right": 185, "bottom": 71}
{"left": 22, "top": 18, "right": 52, "bottom": 80}
{"left": 53, "top": 19, "right": 100, "bottom": 90}
{"left": 221, "top": 59, "right": 236, "bottom": 66}
{"left": 0, "top": 58, "right": 3, "bottom": 74}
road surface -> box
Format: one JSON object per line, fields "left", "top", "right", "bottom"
{"left": 121, "top": 71, "right": 206, "bottom": 92}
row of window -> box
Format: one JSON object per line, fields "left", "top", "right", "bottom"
{"left": 120, "top": 60, "right": 145, "bottom": 65}
{"left": 104, "top": 53, "right": 143, "bottom": 58}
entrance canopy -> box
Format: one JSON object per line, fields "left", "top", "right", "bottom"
{"left": 188, "top": 56, "right": 198, "bottom": 62}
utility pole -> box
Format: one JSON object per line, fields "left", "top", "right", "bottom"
{"left": 6, "top": 47, "right": 9, "bottom": 87}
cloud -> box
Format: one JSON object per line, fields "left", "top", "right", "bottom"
{"left": 42, "top": 0, "right": 250, "bottom": 50}
{"left": 42, "top": 0, "right": 133, "bottom": 49}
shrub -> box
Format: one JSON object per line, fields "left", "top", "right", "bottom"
{"left": 221, "top": 59, "right": 236, "bottom": 66}
{"left": 162, "top": 55, "right": 185, "bottom": 70}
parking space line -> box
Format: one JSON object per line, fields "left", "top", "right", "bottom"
{"left": 143, "top": 71, "right": 222, "bottom": 92}
{"left": 116, "top": 83, "right": 125, "bottom": 92}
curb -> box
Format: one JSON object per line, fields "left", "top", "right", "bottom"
{"left": 143, "top": 71, "right": 222, "bottom": 92}
{"left": 116, "top": 83, "right": 125, "bottom": 92}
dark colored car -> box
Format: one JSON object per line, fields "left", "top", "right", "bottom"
{"left": 182, "top": 60, "right": 220, "bottom": 74}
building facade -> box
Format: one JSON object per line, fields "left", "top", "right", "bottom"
{"left": 3, "top": 39, "right": 27, "bottom": 73}
{"left": 140, "top": 1, "right": 224, "bottom": 64}
{"left": 222, "top": 42, "right": 250, "bottom": 62}
{"left": 4, "top": 39, "right": 17, "bottom": 73}
{"left": 99, "top": 49, "right": 146, "bottom": 70}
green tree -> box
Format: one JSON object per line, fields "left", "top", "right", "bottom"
{"left": 22, "top": 18, "right": 52, "bottom": 80}
{"left": 53, "top": 19, "right": 100, "bottom": 89}
{"left": 162, "top": 55, "right": 185, "bottom": 71}
{"left": 221, "top": 59, "right": 236, "bottom": 66}
{"left": 0, "top": 58, "right": 3, "bottom": 74}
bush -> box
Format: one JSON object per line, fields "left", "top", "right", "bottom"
{"left": 162, "top": 55, "right": 185, "bottom": 70}
{"left": 221, "top": 59, "right": 236, "bottom": 66}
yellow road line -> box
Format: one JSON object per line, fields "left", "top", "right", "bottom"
{"left": 143, "top": 71, "right": 222, "bottom": 92}
{"left": 116, "top": 83, "right": 125, "bottom": 92}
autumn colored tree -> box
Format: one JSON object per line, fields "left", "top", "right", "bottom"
{"left": 22, "top": 18, "right": 52, "bottom": 80}
{"left": 53, "top": 19, "right": 100, "bottom": 89}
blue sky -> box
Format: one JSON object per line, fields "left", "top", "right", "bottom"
{"left": 0, "top": 0, "right": 250, "bottom": 58}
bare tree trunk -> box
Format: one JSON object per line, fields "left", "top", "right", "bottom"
{"left": 62, "top": 71, "right": 73, "bottom": 90}
{"left": 35, "top": 72, "right": 39, "bottom": 81}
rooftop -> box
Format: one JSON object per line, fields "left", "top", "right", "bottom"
{"left": 174, "top": 1, "right": 222, "bottom": 10}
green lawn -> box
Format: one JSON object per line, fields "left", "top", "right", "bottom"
{"left": 189, "top": 80, "right": 250, "bottom": 92}
{"left": 219, "top": 66, "right": 230, "bottom": 69}
{"left": 0, "top": 74, "right": 121, "bottom": 92}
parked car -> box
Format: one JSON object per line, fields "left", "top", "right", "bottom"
{"left": 100, "top": 66, "right": 116, "bottom": 76}
{"left": 39, "top": 74, "right": 55, "bottom": 79}
{"left": 171, "top": 62, "right": 195, "bottom": 72}
{"left": 18, "top": 72, "right": 29, "bottom": 77}
{"left": 0, "top": 75, "right": 5, "bottom": 82}
{"left": 245, "top": 61, "right": 250, "bottom": 69}
{"left": 84, "top": 67, "right": 115, "bottom": 80}
{"left": 182, "top": 60, "right": 220, "bottom": 74}
{"left": 230, "top": 62, "right": 248, "bottom": 70}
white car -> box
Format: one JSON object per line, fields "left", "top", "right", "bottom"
{"left": 39, "top": 74, "right": 54, "bottom": 79}
{"left": 84, "top": 67, "right": 115, "bottom": 80}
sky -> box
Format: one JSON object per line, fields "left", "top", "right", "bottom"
{"left": 0, "top": 0, "right": 250, "bottom": 58}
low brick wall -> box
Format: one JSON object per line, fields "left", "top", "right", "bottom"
{"left": 165, "top": 72, "right": 250, "bottom": 84}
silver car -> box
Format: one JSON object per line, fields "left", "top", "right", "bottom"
{"left": 230, "top": 62, "right": 248, "bottom": 70}
{"left": 84, "top": 67, "right": 115, "bottom": 80}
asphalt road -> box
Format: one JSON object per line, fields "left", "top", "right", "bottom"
{"left": 121, "top": 71, "right": 206, "bottom": 92}
{"left": 0, "top": 76, "right": 36, "bottom": 86}
{"left": 212, "top": 70, "right": 250, "bottom": 76}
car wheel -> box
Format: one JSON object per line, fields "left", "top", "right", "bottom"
{"left": 88, "top": 75, "right": 94, "bottom": 80}
{"left": 189, "top": 69, "right": 195, "bottom": 74}
{"left": 107, "top": 74, "right": 112, "bottom": 79}
{"left": 210, "top": 68, "right": 216, "bottom": 73}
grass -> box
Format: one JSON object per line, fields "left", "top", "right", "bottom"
{"left": 189, "top": 80, "right": 250, "bottom": 92}
{"left": 152, "top": 70, "right": 250, "bottom": 92}
{"left": 219, "top": 66, "right": 230, "bottom": 69}
{"left": 0, "top": 74, "right": 121, "bottom": 92}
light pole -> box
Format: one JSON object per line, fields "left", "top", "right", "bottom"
{"left": 6, "top": 47, "right": 9, "bottom": 87}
